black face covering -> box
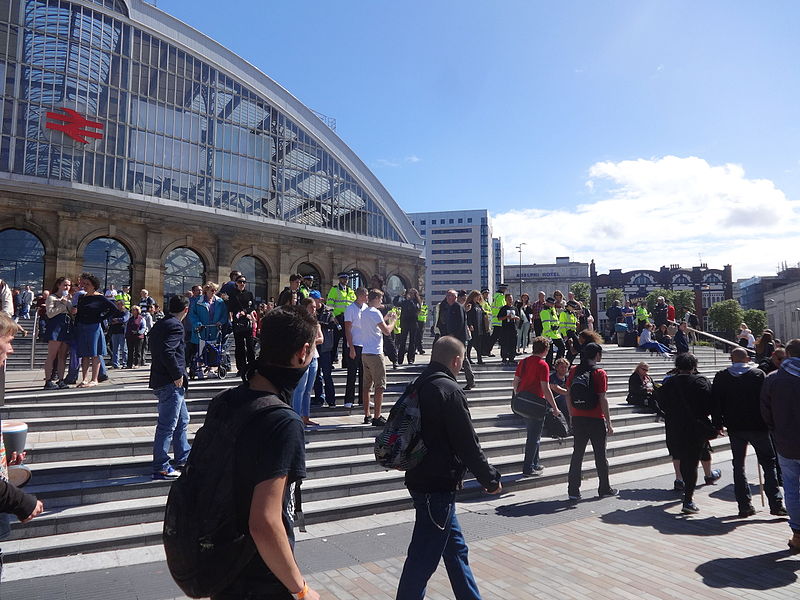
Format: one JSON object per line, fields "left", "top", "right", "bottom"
{"left": 248, "top": 363, "right": 309, "bottom": 404}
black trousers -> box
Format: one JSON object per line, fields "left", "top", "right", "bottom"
{"left": 729, "top": 430, "right": 783, "bottom": 510}
{"left": 533, "top": 318, "right": 543, "bottom": 337}
{"left": 397, "top": 324, "right": 420, "bottom": 364}
{"left": 384, "top": 333, "right": 398, "bottom": 364}
{"left": 233, "top": 331, "right": 256, "bottom": 373}
{"left": 344, "top": 345, "right": 363, "bottom": 404}
{"left": 568, "top": 417, "right": 611, "bottom": 496}
{"left": 332, "top": 314, "right": 345, "bottom": 361}
{"left": 126, "top": 337, "right": 144, "bottom": 368}
{"left": 500, "top": 327, "right": 516, "bottom": 361}
{"left": 415, "top": 321, "right": 425, "bottom": 353}
{"left": 546, "top": 338, "right": 565, "bottom": 367}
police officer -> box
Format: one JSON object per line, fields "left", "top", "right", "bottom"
{"left": 299, "top": 274, "right": 314, "bottom": 299}
{"left": 487, "top": 283, "right": 508, "bottom": 356}
{"left": 115, "top": 285, "right": 131, "bottom": 311}
{"left": 326, "top": 272, "right": 356, "bottom": 363}
{"left": 560, "top": 299, "right": 580, "bottom": 362}
{"left": 540, "top": 296, "right": 564, "bottom": 366}
{"left": 416, "top": 298, "right": 428, "bottom": 355}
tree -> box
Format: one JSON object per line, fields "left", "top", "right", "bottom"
{"left": 743, "top": 309, "right": 768, "bottom": 337}
{"left": 644, "top": 288, "right": 675, "bottom": 312}
{"left": 570, "top": 282, "right": 590, "bottom": 304}
{"left": 707, "top": 299, "right": 744, "bottom": 338}
{"left": 605, "top": 288, "right": 624, "bottom": 309}
{"left": 672, "top": 290, "right": 696, "bottom": 316}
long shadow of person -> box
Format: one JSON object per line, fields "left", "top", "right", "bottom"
{"left": 696, "top": 551, "right": 800, "bottom": 590}
{"left": 600, "top": 501, "right": 779, "bottom": 537}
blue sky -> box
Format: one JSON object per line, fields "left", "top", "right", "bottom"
{"left": 162, "top": 0, "right": 800, "bottom": 277}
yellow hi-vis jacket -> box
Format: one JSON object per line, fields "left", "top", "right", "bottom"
{"left": 491, "top": 292, "right": 505, "bottom": 327}
{"left": 558, "top": 310, "right": 578, "bottom": 337}
{"left": 540, "top": 307, "right": 562, "bottom": 339}
{"left": 326, "top": 284, "right": 356, "bottom": 317}
{"left": 418, "top": 304, "right": 428, "bottom": 323}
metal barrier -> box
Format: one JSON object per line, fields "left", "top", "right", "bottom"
{"left": 684, "top": 325, "right": 751, "bottom": 366}
{"left": 30, "top": 312, "right": 39, "bottom": 369}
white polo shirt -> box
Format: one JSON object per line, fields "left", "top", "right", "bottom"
{"left": 344, "top": 301, "right": 367, "bottom": 347}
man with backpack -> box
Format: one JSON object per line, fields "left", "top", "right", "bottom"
{"left": 395, "top": 335, "right": 502, "bottom": 600}
{"left": 566, "top": 343, "right": 618, "bottom": 501}
{"left": 163, "top": 306, "right": 320, "bottom": 600}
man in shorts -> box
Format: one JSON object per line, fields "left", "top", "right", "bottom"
{"left": 357, "top": 289, "right": 397, "bottom": 426}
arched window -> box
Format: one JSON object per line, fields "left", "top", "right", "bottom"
{"left": 704, "top": 273, "right": 722, "bottom": 284}
{"left": 164, "top": 248, "right": 205, "bottom": 306}
{"left": 82, "top": 237, "right": 132, "bottom": 292}
{"left": 632, "top": 274, "right": 653, "bottom": 286}
{"left": 0, "top": 229, "right": 45, "bottom": 291}
{"left": 673, "top": 274, "right": 691, "bottom": 285}
{"left": 347, "top": 270, "right": 368, "bottom": 292}
{"left": 297, "top": 262, "right": 321, "bottom": 290}
{"left": 235, "top": 256, "right": 269, "bottom": 303}
{"left": 386, "top": 274, "right": 407, "bottom": 302}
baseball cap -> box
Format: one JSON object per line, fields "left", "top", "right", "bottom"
{"left": 309, "top": 290, "right": 322, "bottom": 299}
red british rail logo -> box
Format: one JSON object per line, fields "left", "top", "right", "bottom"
{"left": 45, "top": 107, "right": 104, "bottom": 144}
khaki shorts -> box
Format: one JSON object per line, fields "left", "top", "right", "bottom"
{"left": 361, "top": 353, "right": 387, "bottom": 392}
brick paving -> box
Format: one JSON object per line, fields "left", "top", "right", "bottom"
{"left": 4, "top": 468, "right": 798, "bottom": 599}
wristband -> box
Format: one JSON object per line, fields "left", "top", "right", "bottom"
{"left": 292, "top": 582, "right": 309, "bottom": 599}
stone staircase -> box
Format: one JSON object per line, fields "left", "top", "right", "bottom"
{"left": 0, "top": 343, "right": 732, "bottom": 564}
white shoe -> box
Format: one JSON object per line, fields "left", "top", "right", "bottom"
{"left": 343, "top": 402, "right": 353, "bottom": 408}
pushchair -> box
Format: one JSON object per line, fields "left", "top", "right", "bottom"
{"left": 191, "top": 324, "right": 232, "bottom": 379}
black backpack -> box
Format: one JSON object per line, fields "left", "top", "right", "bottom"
{"left": 569, "top": 368, "right": 598, "bottom": 410}
{"left": 163, "top": 386, "right": 291, "bottom": 598}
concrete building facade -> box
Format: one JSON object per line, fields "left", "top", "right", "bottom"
{"left": 0, "top": 0, "right": 422, "bottom": 305}
{"left": 408, "top": 209, "right": 499, "bottom": 301}
{"left": 503, "top": 257, "right": 590, "bottom": 300}
{"left": 765, "top": 281, "right": 800, "bottom": 342}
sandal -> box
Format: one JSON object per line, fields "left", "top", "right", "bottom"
{"left": 76, "top": 381, "right": 88, "bottom": 388}
{"left": 85, "top": 381, "right": 98, "bottom": 387}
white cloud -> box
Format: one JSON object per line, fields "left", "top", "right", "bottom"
{"left": 375, "top": 155, "right": 421, "bottom": 168}
{"left": 492, "top": 156, "right": 800, "bottom": 279}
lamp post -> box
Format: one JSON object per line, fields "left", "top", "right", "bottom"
{"left": 103, "top": 249, "right": 111, "bottom": 293}
{"left": 516, "top": 243, "right": 527, "bottom": 297}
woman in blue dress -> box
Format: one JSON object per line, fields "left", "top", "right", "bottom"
{"left": 42, "top": 277, "right": 74, "bottom": 390}
{"left": 75, "top": 273, "right": 122, "bottom": 387}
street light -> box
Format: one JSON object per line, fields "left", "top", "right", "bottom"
{"left": 516, "top": 243, "right": 527, "bottom": 297}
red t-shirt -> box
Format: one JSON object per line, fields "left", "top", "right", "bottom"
{"left": 514, "top": 355, "right": 550, "bottom": 396}
{"left": 567, "top": 365, "right": 608, "bottom": 419}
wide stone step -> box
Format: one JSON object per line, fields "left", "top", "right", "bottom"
{"left": 2, "top": 439, "right": 731, "bottom": 562}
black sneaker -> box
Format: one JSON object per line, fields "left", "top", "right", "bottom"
{"left": 598, "top": 488, "right": 619, "bottom": 498}
{"left": 770, "top": 505, "right": 789, "bottom": 517}
{"left": 681, "top": 502, "right": 700, "bottom": 514}
{"left": 704, "top": 469, "right": 722, "bottom": 485}
{"left": 43, "top": 380, "right": 59, "bottom": 390}
{"left": 463, "top": 383, "right": 475, "bottom": 391}
{"left": 363, "top": 415, "right": 371, "bottom": 425}
{"left": 97, "top": 373, "right": 109, "bottom": 383}
{"left": 372, "top": 416, "right": 387, "bottom": 427}
{"left": 673, "top": 479, "right": 685, "bottom": 492}
{"left": 568, "top": 493, "right": 582, "bottom": 502}
{"left": 57, "top": 380, "right": 69, "bottom": 389}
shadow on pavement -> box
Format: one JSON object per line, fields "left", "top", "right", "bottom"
{"left": 494, "top": 498, "right": 578, "bottom": 518}
{"left": 696, "top": 550, "right": 800, "bottom": 590}
{"left": 616, "top": 487, "right": 680, "bottom": 503}
{"left": 600, "top": 501, "right": 780, "bottom": 537}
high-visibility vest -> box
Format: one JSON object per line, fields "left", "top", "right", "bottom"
{"left": 559, "top": 310, "right": 578, "bottom": 336}
{"left": 635, "top": 305, "right": 650, "bottom": 322}
{"left": 115, "top": 291, "right": 131, "bottom": 310}
{"left": 326, "top": 285, "right": 355, "bottom": 316}
{"left": 389, "top": 307, "right": 402, "bottom": 334}
{"left": 540, "top": 307, "right": 562, "bottom": 339}
{"left": 418, "top": 304, "right": 428, "bottom": 323}
{"left": 491, "top": 293, "right": 505, "bottom": 327}
{"left": 299, "top": 285, "right": 311, "bottom": 300}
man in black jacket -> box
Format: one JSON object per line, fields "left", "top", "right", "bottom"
{"left": 761, "top": 338, "right": 800, "bottom": 552}
{"left": 712, "top": 347, "right": 786, "bottom": 517}
{"left": 396, "top": 336, "right": 501, "bottom": 600}
{"left": 226, "top": 275, "right": 256, "bottom": 376}
{"left": 436, "top": 289, "right": 476, "bottom": 390}
{"left": 149, "top": 295, "right": 191, "bottom": 480}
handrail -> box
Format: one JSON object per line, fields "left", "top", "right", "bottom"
{"left": 683, "top": 324, "right": 755, "bottom": 365}
{"left": 30, "top": 312, "right": 39, "bottom": 369}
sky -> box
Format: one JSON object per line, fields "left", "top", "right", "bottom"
{"left": 160, "top": 0, "right": 800, "bottom": 279}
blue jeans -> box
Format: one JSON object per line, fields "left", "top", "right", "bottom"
{"left": 292, "top": 357, "right": 317, "bottom": 418}
{"left": 396, "top": 491, "right": 482, "bottom": 600}
{"left": 523, "top": 415, "right": 545, "bottom": 473}
{"left": 152, "top": 384, "right": 191, "bottom": 473}
{"left": 110, "top": 333, "right": 127, "bottom": 367}
{"left": 778, "top": 453, "right": 800, "bottom": 532}
{"left": 314, "top": 351, "right": 336, "bottom": 406}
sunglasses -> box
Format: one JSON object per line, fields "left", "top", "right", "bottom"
{"left": 236, "top": 280, "right": 246, "bottom": 284}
